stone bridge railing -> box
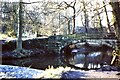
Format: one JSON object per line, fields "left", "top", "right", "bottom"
{"left": 1, "top": 36, "right": 117, "bottom": 54}
{"left": 85, "top": 39, "right": 117, "bottom": 48}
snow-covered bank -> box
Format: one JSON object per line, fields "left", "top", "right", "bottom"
{"left": 40, "top": 66, "right": 120, "bottom": 79}
{"left": 0, "top": 65, "right": 43, "bottom": 79}
{"left": 0, "top": 65, "right": 120, "bottom": 79}
{"left": 62, "top": 69, "right": 120, "bottom": 79}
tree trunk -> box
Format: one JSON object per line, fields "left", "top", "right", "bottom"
{"left": 83, "top": 2, "right": 88, "bottom": 33}
{"left": 68, "top": 19, "right": 71, "bottom": 34}
{"left": 97, "top": 10, "right": 103, "bottom": 32}
{"left": 17, "top": 0, "right": 23, "bottom": 50}
{"left": 103, "top": 1, "right": 112, "bottom": 33}
{"left": 72, "top": 7, "right": 76, "bottom": 34}
{"left": 63, "top": 1, "right": 76, "bottom": 34}
{"left": 110, "top": 1, "right": 120, "bottom": 49}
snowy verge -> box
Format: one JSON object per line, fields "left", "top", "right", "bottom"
{"left": 0, "top": 65, "right": 120, "bottom": 79}
{"left": 0, "top": 65, "right": 43, "bottom": 79}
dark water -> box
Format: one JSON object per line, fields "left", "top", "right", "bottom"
{"left": 2, "top": 50, "right": 113, "bottom": 70}
{"left": 2, "top": 55, "right": 60, "bottom": 70}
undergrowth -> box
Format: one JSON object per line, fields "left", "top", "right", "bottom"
{"left": 38, "top": 66, "right": 71, "bottom": 79}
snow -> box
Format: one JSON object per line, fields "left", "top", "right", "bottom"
{"left": 74, "top": 70, "right": 119, "bottom": 78}
{"left": 62, "top": 69, "right": 120, "bottom": 79}
{"left": 0, "top": 65, "right": 43, "bottom": 79}
{"left": 0, "top": 65, "right": 119, "bottom": 79}
{"left": 76, "top": 42, "right": 100, "bottom": 46}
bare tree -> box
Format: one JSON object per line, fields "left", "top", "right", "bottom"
{"left": 90, "top": 2, "right": 104, "bottom": 33}
{"left": 82, "top": 0, "right": 89, "bottom": 33}
{"left": 59, "top": 0, "right": 77, "bottom": 34}
{"left": 110, "top": 1, "right": 120, "bottom": 48}
{"left": 103, "top": 1, "right": 112, "bottom": 33}
{"left": 0, "top": 2, "right": 18, "bottom": 36}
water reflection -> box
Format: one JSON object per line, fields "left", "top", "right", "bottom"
{"left": 90, "top": 52, "right": 101, "bottom": 57}
{"left": 72, "top": 51, "right": 112, "bottom": 69}
{"left": 75, "top": 63, "right": 101, "bottom": 69}
{"left": 2, "top": 55, "right": 60, "bottom": 70}
{"left": 73, "top": 52, "right": 101, "bottom": 69}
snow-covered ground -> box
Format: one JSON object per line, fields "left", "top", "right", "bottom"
{"left": 0, "top": 65, "right": 120, "bottom": 79}
{"left": 0, "top": 65, "right": 43, "bottom": 79}
{"left": 67, "top": 69, "right": 120, "bottom": 79}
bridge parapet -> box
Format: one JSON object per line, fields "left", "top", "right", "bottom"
{"left": 47, "top": 35, "right": 117, "bottom": 53}
{"left": 85, "top": 39, "right": 117, "bottom": 48}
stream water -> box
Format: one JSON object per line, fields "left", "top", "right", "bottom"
{"left": 73, "top": 51, "right": 112, "bottom": 69}
{"left": 1, "top": 37, "right": 115, "bottom": 70}
{"left": 2, "top": 49, "right": 113, "bottom": 70}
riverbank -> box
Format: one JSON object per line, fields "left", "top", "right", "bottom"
{"left": 0, "top": 65, "right": 43, "bottom": 79}
{"left": 0, "top": 65, "right": 120, "bottom": 79}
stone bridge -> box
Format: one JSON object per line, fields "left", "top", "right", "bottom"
{"left": 47, "top": 38, "right": 117, "bottom": 53}
{"left": 2, "top": 36, "right": 117, "bottom": 53}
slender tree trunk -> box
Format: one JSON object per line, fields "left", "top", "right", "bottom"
{"left": 63, "top": 1, "right": 76, "bottom": 34}
{"left": 97, "top": 10, "right": 103, "bottom": 31}
{"left": 103, "top": 1, "right": 112, "bottom": 33}
{"left": 95, "top": 4, "right": 103, "bottom": 31}
{"left": 72, "top": 7, "right": 76, "bottom": 34}
{"left": 98, "top": 14, "right": 103, "bottom": 31}
{"left": 17, "top": 0, "right": 23, "bottom": 50}
{"left": 83, "top": 2, "right": 88, "bottom": 33}
{"left": 68, "top": 19, "right": 71, "bottom": 34}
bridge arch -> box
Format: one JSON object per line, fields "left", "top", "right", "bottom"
{"left": 60, "top": 40, "right": 114, "bottom": 70}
